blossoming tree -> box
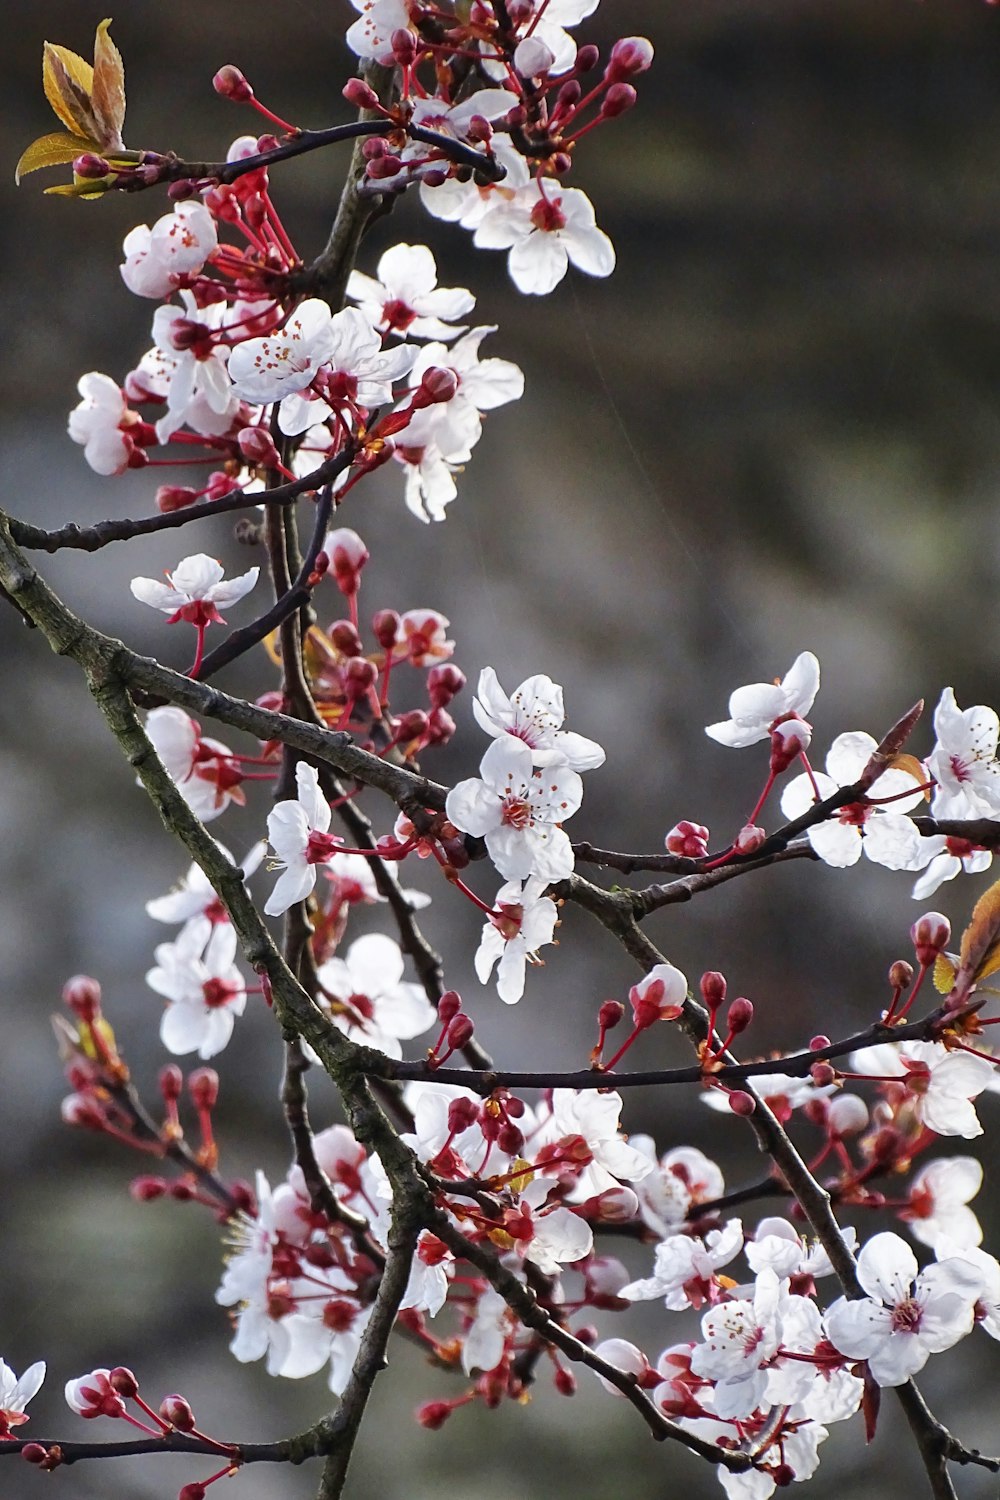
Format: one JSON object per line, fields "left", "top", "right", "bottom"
{"left": 6, "top": 8, "right": 1000, "bottom": 1500}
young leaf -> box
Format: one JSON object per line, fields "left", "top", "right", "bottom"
{"left": 15, "top": 131, "right": 99, "bottom": 185}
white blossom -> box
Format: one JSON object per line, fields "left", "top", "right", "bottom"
{"left": 67, "top": 372, "right": 133, "bottom": 475}
{"left": 780, "top": 731, "right": 926, "bottom": 870}
{"left": 346, "top": 243, "right": 474, "bottom": 341}
{"left": 475, "top": 875, "right": 559, "bottom": 1003}
{"left": 120, "top": 201, "right": 218, "bottom": 299}
{"left": 472, "top": 667, "right": 605, "bottom": 769}
{"left": 474, "top": 183, "right": 614, "bottom": 296}
{"left": 146, "top": 922, "right": 247, "bottom": 1059}
{"left": 315, "top": 933, "right": 435, "bottom": 1057}
{"left": 705, "top": 651, "right": 819, "bottom": 748}
{"left": 446, "top": 736, "right": 583, "bottom": 882}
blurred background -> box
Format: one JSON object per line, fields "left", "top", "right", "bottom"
{"left": 4, "top": 0, "right": 1000, "bottom": 1495}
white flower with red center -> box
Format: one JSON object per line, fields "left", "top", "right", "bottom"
{"left": 275, "top": 306, "right": 417, "bottom": 436}
{"left": 144, "top": 705, "right": 246, "bottom": 823}
{"left": 472, "top": 667, "right": 605, "bottom": 770}
{"left": 347, "top": 243, "right": 475, "bottom": 342}
{"left": 689, "top": 1268, "right": 784, "bottom": 1419}
{"left": 620, "top": 1219, "right": 744, "bottom": 1311}
{"left": 507, "top": 0, "right": 600, "bottom": 75}
{"left": 825, "top": 1231, "right": 984, "bottom": 1387}
{"left": 475, "top": 875, "right": 559, "bottom": 1004}
{"left": 149, "top": 292, "right": 240, "bottom": 443}
{"left": 315, "top": 932, "right": 435, "bottom": 1058}
{"left": 934, "top": 1241, "right": 1000, "bottom": 1342}
{"left": 500, "top": 1178, "right": 594, "bottom": 1274}
{"left": 901, "top": 1157, "right": 983, "bottom": 1251}
{"left": 779, "top": 731, "right": 926, "bottom": 870}
{"left": 745, "top": 1217, "right": 856, "bottom": 1282}
{"left": 401, "top": 1232, "right": 455, "bottom": 1317}
{"left": 345, "top": 0, "right": 412, "bottom": 61}
{"left": 131, "top": 552, "right": 259, "bottom": 627}
{"left": 146, "top": 842, "right": 265, "bottom": 949}
{"left": 226, "top": 298, "right": 338, "bottom": 405}
{"left": 0, "top": 1359, "right": 45, "bottom": 1437}
{"left": 146, "top": 922, "right": 247, "bottom": 1059}
{"left": 474, "top": 183, "right": 615, "bottom": 296}
{"left": 393, "top": 440, "right": 462, "bottom": 523}
{"left": 420, "top": 136, "right": 530, "bottom": 230}
{"left": 765, "top": 1296, "right": 863, "bottom": 1423}
{"left": 446, "top": 737, "right": 584, "bottom": 883}
{"left": 540, "top": 1088, "right": 653, "bottom": 1197}
{"left": 911, "top": 787, "right": 992, "bottom": 899}
{"left": 926, "top": 687, "right": 1000, "bottom": 816}
{"left": 120, "top": 201, "right": 218, "bottom": 299}
{"left": 403, "top": 326, "right": 524, "bottom": 460}
{"left": 462, "top": 1287, "right": 510, "bottom": 1376}
{"left": 705, "top": 651, "right": 819, "bottom": 748}
{"left": 265, "top": 762, "right": 341, "bottom": 916}
{"left": 393, "top": 608, "right": 454, "bottom": 667}
{"left": 628, "top": 1139, "right": 725, "bottom": 1239}
{"left": 848, "top": 1039, "right": 995, "bottom": 1139}
{"left": 67, "top": 372, "right": 137, "bottom": 475}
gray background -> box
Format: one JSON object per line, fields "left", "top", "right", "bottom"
{"left": 4, "top": 2, "right": 1000, "bottom": 1497}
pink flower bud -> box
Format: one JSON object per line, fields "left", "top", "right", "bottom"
{"left": 73, "top": 152, "right": 111, "bottom": 178}
{"left": 395, "top": 709, "right": 429, "bottom": 742}
{"left": 213, "top": 65, "right": 254, "bottom": 101}
{"left": 727, "top": 997, "right": 753, "bottom": 1034}
{"left": 130, "top": 1175, "right": 168, "bottom": 1201}
{"left": 734, "top": 823, "right": 766, "bottom": 855}
{"left": 888, "top": 959, "right": 915, "bottom": 991}
{"left": 828, "top": 1093, "right": 869, "bottom": 1135}
{"left": 63, "top": 974, "right": 101, "bottom": 1020}
{"left": 447, "top": 1095, "right": 479, "bottom": 1134}
{"left": 447, "top": 1014, "right": 475, "bottom": 1049}
{"left": 911, "top": 912, "right": 951, "bottom": 966}
{"left": 413, "top": 366, "right": 460, "bottom": 407}
{"left": 160, "top": 1394, "right": 195, "bottom": 1431}
{"left": 345, "top": 656, "right": 377, "bottom": 694}
{"left": 607, "top": 36, "right": 655, "bottom": 80}
{"left": 554, "top": 1366, "right": 576, "bottom": 1396}
{"left": 159, "top": 1064, "right": 183, "bottom": 1102}
{"left": 769, "top": 714, "right": 811, "bottom": 774}
{"left": 108, "top": 1368, "right": 139, "bottom": 1398}
{"left": 61, "top": 1094, "right": 105, "bottom": 1130}
{"left": 372, "top": 609, "right": 400, "bottom": 649}
{"left": 327, "top": 528, "right": 369, "bottom": 595}
{"left": 367, "top": 153, "right": 403, "bottom": 180}
{"left": 498, "top": 1121, "right": 524, "bottom": 1155}
{"left": 576, "top": 43, "right": 600, "bottom": 72}
{"left": 330, "top": 619, "right": 363, "bottom": 655}
{"left": 20, "top": 1444, "right": 50, "bottom": 1466}
{"left": 599, "top": 999, "right": 624, "bottom": 1031}
{"left": 665, "top": 819, "right": 709, "bottom": 857}
{"left": 601, "top": 82, "right": 637, "bottom": 118}
{"left": 700, "top": 971, "right": 727, "bottom": 1008}
{"left": 810, "top": 1062, "right": 836, "bottom": 1088}
{"left": 438, "top": 990, "right": 462, "bottom": 1026}
{"left": 237, "top": 426, "right": 281, "bottom": 468}
{"left": 391, "top": 27, "right": 418, "bottom": 66}
{"left": 188, "top": 1067, "right": 219, "bottom": 1110}
{"left": 728, "top": 1090, "right": 756, "bottom": 1116}
{"left": 343, "top": 78, "right": 380, "bottom": 110}
{"left": 809, "top": 1034, "right": 831, "bottom": 1050}
{"left": 179, "top": 1485, "right": 207, "bottom": 1500}
{"left": 427, "top": 663, "right": 466, "bottom": 708}
{"left": 155, "top": 484, "right": 199, "bottom": 513}
{"left": 556, "top": 80, "right": 582, "bottom": 112}
{"left": 417, "top": 1400, "right": 453, "bottom": 1430}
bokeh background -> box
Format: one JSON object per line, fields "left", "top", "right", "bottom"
{"left": 4, "top": 1, "right": 1000, "bottom": 1496}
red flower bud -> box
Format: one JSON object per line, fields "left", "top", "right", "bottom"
{"left": 447, "top": 1014, "right": 475, "bottom": 1048}
{"left": 728, "top": 1090, "right": 756, "bottom": 1116}
{"left": 188, "top": 1067, "right": 219, "bottom": 1110}
{"left": 416, "top": 1400, "right": 453, "bottom": 1430}
{"left": 213, "top": 65, "right": 254, "bottom": 101}
{"left": 699, "top": 971, "right": 727, "bottom": 1008}
{"left": 343, "top": 78, "right": 380, "bottom": 110}
{"left": 727, "top": 997, "right": 753, "bottom": 1034}
{"left": 598, "top": 999, "right": 624, "bottom": 1031}
{"left": 73, "top": 152, "right": 111, "bottom": 178}
{"left": 109, "top": 1367, "right": 139, "bottom": 1398}
{"left": 330, "top": 620, "right": 364, "bottom": 656}
{"left": 607, "top": 36, "right": 654, "bottom": 80}
{"left": 427, "top": 663, "right": 465, "bottom": 707}
{"left": 130, "top": 1175, "right": 168, "bottom": 1202}
{"left": 888, "top": 959, "right": 915, "bottom": 991}
{"left": 911, "top": 912, "right": 950, "bottom": 966}
{"left": 372, "top": 609, "right": 400, "bottom": 649}
{"left": 63, "top": 974, "right": 101, "bottom": 1019}
{"left": 237, "top": 426, "right": 281, "bottom": 468}
{"left": 601, "top": 82, "right": 637, "bottom": 118}
{"left": 159, "top": 1064, "right": 183, "bottom": 1102}
{"left": 160, "top": 1394, "right": 196, "bottom": 1432}
{"left": 156, "top": 484, "right": 200, "bottom": 513}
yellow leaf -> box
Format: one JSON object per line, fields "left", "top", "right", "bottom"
{"left": 91, "top": 19, "right": 126, "bottom": 150}
{"left": 933, "top": 952, "right": 958, "bottom": 994}
{"left": 15, "top": 130, "right": 97, "bottom": 183}
{"left": 959, "top": 875, "right": 1000, "bottom": 985}
{"left": 43, "top": 41, "right": 100, "bottom": 139}
{"left": 44, "top": 179, "right": 114, "bottom": 199}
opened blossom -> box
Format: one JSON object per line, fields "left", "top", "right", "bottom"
{"left": 472, "top": 668, "right": 605, "bottom": 769}
{"left": 849, "top": 1038, "right": 996, "bottom": 1138}
{"left": 705, "top": 651, "right": 819, "bottom": 748}
{"left": 826, "top": 1231, "right": 984, "bottom": 1386}
{"left": 475, "top": 875, "right": 559, "bottom": 1003}
{"left": 146, "top": 922, "right": 247, "bottom": 1059}
{"left": 265, "top": 762, "right": 340, "bottom": 916}
{"left": 780, "top": 731, "right": 927, "bottom": 870}
{"left": 621, "top": 1218, "right": 744, "bottom": 1310}
{"left": 67, "top": 372, "right": 136, "bottom": 474}
{"left": 474, "top": 183, "right": 615, "bottom": 296}
{"left": 144, "top": 705, "right": 245, "bottom": 822}
{"left": 926, "top": 686, "right": 1000, "bottom": 816}
{"left": 315, "top": 933, "right": 435, "bottom": 1057}
{"left": 902, "top": 1156, "right": 983, "bottom": 1251}
{"left": 131, "top": 552, "right": 259, "bottom": 624}
{"left": 226, "top": 298, "right": 337, "bottom": 405}
{"left": 346, "top": 243, "right": 474, "bottom": 341}
{"left": 120, "top": 200, "right": 218, "bottom": 299}
{"left": 446, "top": 736, "right": 583, "bottom": 882}
{"left": 0, "top": 1359, "right": 45, "bottom": 1438}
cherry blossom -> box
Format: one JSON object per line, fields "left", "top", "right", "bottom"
{"left": 65, "top": 1368, "right": 127, "bottom": 1419}
{"left": 689, "top": 1267, "right": 784, "bottom": 1418}
{"left": 146, "top": 922, "right": 247, "bottom": 1059}
{"left": 933, "top": 1240, "right": 1000, "bottom": 1342}
{"left": 67, "top": 372, "right": 136, "bottom": 475}
{"left": 621, "top": 1219, "right": 744, "bottom": 1310}
{"left": 226, "top": 298, "right": 338, "bottom": 405}
{"left": 474, "top": 183, "right": 615, "bottom": 296}
{"left": 120, "top": 201, "right": 218, "bottom": 299}
{"left": 403, "top": 326, "right": 524, "bottom": 466}
{"left": 825, "top": 1231, "right": 984, "bottom": 1386}
{"left": 144, "top": 706, "right": 245, "bottom": 822}
{"left": 148, "top": 292, "right": 241, "bottom": 443}
{"left": 507, "top": 0, "right": 601, "bottom": 75}
{"left": 446, "top": 736, "right": 584, "bottom": 882}
{"left": 274, "top": 307, "right": 417, "bottom": 436}
{"left": 394, "top": 609, "right": 454, "bottom": 667}
{"left": 146, "top": 842, "right": 265, "bottom": 949}
{"left": 705, "top": 650, "right": 819, "bottom": 748}
{"left": 628, "top": 1139, "right": 725, "bottom": 1239}
{"left": 902, "top": 1156, "right": 983, "bottom": 1250}
{"left": 779, "top": 731, "right": 926, "bottom": 870}
{"left": 0, "top": 1359, "right": 45, "bottom": 1437}
{"left": 541, "top": 1088, "right": 653, "bottom": 1198}
{"left": 462, "top": 1287, "right": 510, "bottom": 1376}
{"left": 420, "top": 135, "right": 530, "bottom": 230}
{"left": 265, "top": 762, "right": 340, "bottom": 915}
{"left": 472, "top": 667, "right": 606, "bottom": 769}
{"left": 315, "top": 932, "right": 435, "bottom": 1057}
{"left": 346, "top": 243, "right": 474, "bottom": 341}
{"left": 926, "top": 687, "right": 1000, "bottom": 816}
{"left": 394, "top": 439, "right": 463, "bottom": 522}
{"left": 848, "top": 1039, "right": 996, "bottom": 1139}
{"left": 474, "top": 875, "right": 559, "bottom": 1003}
{"left": 131, "top": 552, "right": 259, "bottom": 622}
{"left": 745, "top": 1217, "right": 856, "bottom": 1282}
{"left": 345, "top": 0, "right": 414, "bottom": 62}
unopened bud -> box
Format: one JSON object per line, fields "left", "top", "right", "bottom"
{"left": 213, "top": 65, "right": 254, "bottom": 101}
{"left": 554, "top": 1366, "right": 577, "bottom": 1396}
{"left": 728, "top": 1090, "right": 756, "bottom": 1116}
{"left": 607, "top": 36, "right": 655, "bottom": 79}
{"left": 159, "top": 1064, "right": 183, "bottom": 1102}
{"left": 372, "top": 609, "right": 400, "bottom": 649}
{"left": 109, "top": 1367, "right": 139, "bottom": 1398}
{"left": 345, "top": 656, "right": 377, "bottom": 694}
{"left": 160, "top": 1394, "right": 196, "bottom": 1432}
{"left": 63, "top": 974, "right": 101, "bottom": 1019}
{"left": 598, "top": 999, "right": 624, "bottom": 1031}
{"left": 734, "top": 823, "right": 766, "bottom": 855}
{"left": 447, "top": 1095, "right": 478, "bottom": 1134}
{"left": 391, "top": 27, "right": 418, "bottom": 66}
{"left": 809, "top": 1034, "right": 831, "bottom": 1050}
{"left": 367, "top": 153, "right": 403, "bottom": 180}
{"left": 700, "top": 971, "right": 727, "bottom": 1009}
{"left": 911, "top": 912, "right": 950, "bottom": 966}
{"left": 413, "top": 366, "right": 459, "bottom": 407}
{"left": 395, "top": 709, "right": 429, "bottom": 742}
{"left": 601, "top": 82, "right": 637, "bottom": 118}
{"left": 237, "top": 426, "right": 281, "bottom": 468}
{"left": 810, "top": 1062, "right": 836, "bottom": 1088}
{"left": 188, "top": 1067, "right": 219, "bottom": 1110}
{"left": 426, "top": 706, "right": 457, "bottom": 746}
{"left": 427, "top": 662, "right": 466, "bottom": 707}
{"left": 769, "top": 715, "right": 811, "bottom": 774}
{"left": 73, "top": 152, "right": 111, "bottom": 178}
{"left": 497, "top": 1121, "right": 524, "bottom": 1155}
{"left": 179, "top": 1484, "right": 207, "bottom": 1500}
{"left": 343, "top": 78, "right": 380, "bottom": 110}
{"left": 20, "top": 1444, "right": 51, "bottom": 1466}
{"left": 130, "top": 1175, "right": 168, "bottom": 1201}
{"left": 330, "top": 620, "right": 364, "bottom": 656}
{"left": 727, "top": 997, "right": 753, "bottom": 1034}
{"left": 155, "top": 484, "right": 199, "bottom": 513}
{"left": 447, "top": 1014, "right": 475, "bottom": 1049}
{"left": 888, "top": 959, "right": 915, "bottom": 992}
{"left": 514, "top": 36, "right": 555, "bottom": 77}
{"left": 576, "top": 43, "right": 600, "bottom": 73}
{"left": 665, "top": 819, "right": 709, "bottom": 857}
{"left": 556, "top": 80, "right": 582, "bottom": 112}
{"left": 417, "top": 1400, "right": 453, "bottom": 1430}
{"left": 438, "top": 990, "right": 462, "bottom": 1026}
{"left": 827, "top": 1093, "right": 869, "bottom": 1135}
